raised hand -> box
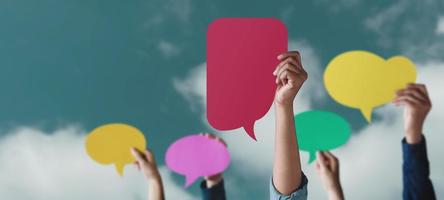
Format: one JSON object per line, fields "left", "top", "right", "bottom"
{"left": 315, "top": 151, "right": 344, "bottom": 200}
{"left": 273, "top": 51, "right": 308, "bottom": 106}
{"left": 393, "top": 83, "right": 432, "bottom": 144}
{"left": 131, "top": 148, "right": 165, "bottom": 200}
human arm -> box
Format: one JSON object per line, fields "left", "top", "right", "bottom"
{"left": 131, "top": 148, "right": 165, "bottom": 200}
{"left": 272, "top": 51, "right": 308, "bottom": 195}
{"left": 393, "top": 83, "right": 436, "bottom": 200}
{"left": 200, "top": 133, "right": 227, "bottom": 200}
{"left": 315, "top": 151, "right": 344, "bottom": 200}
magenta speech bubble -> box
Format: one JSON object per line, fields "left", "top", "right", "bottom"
{"left": 165, "top": 134, "right": 230, "bottom": 188}
{"left": 207, "top": 18, "right": 288, "bottom": 140}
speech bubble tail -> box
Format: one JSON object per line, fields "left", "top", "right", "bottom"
{"left": 184, "top": 175, "right": 199, "bottom": 188}
{"left": 308, "top": 151, "right": 316, "bottom": 164}
{"left": 243, "top": 122, "right": 257, "bottom": 141}
{"left": 115, "top": 163, "right": 125, "bottom": 177}
{"left": 361, "top": 108, "right": 373, "bottom": 123}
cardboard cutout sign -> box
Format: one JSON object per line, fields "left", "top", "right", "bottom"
{"left": 85, "top": 123, "right": 146, "bottom": 176}
{"left": 207, "top": 18, "right": 288, "bottom": 140}
{"left": 295, "top": 110, "right": 351, "bottom": 163}
{"left": 324, "top": 51, "right": 417, "bottom": 122}
{"left": 165, "top": 134, "right": 230, "bottom": 188}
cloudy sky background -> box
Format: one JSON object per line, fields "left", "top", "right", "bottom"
{"left": 0, "top": 0, "right": 443, "bottom": 199}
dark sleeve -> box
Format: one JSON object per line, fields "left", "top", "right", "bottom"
{"left": 402, "top": 135, "right": 436, "bottom": 200}
{"left": 200, "top": 179, "right": 226, "bottom": 200}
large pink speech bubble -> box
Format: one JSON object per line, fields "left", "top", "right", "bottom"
{"left": 165, "top": 134, "right": 230, "bottom": 188}
{"left": 207, "top": 18, "right": 288, "bottom": 140}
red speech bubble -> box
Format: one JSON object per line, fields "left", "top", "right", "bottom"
{"left": 207, "top": 18, "right": 287, "bottom": 140}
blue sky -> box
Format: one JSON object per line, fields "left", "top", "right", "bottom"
{"left": 1, "top": 0, "right": 443, "bottom": 199}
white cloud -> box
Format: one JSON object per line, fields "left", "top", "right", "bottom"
{"left": 0, "top": 127, "right": 195, "bottom": 200}
{"left": 362, "top": 0, "right": 444, "bottom": 62}
{"left": 364, "top": 1, "right": 408, "bottom": 33}
{"left": 143, "top": 0, "right": 192, "bottom": 29}
{"left": 436, "top": 16, "right": 444, "bottom": 35}
{"left": 324, "top": 62, "right": 444, "bottom": 199}
{"left": 313, "top": 0, "right": 364, "bottom": 12}
{"left": 173, "top": 62, "right": 206, "bottom": 112}
{"left": 174, "top": 40, "right": 444, "bottom": 199}
{"left": 158, "top": 40, "right": 181, "bottom": 58}
{"left": 165, "top": 0, "right": 191, "bottom": 23}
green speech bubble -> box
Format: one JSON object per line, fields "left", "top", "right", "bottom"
{"left": 295, "top": 110, "right": 351, "bottom": 164}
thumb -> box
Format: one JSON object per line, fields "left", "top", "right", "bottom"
{"left": 316, "top": 151, "right": 327, "bottom": 170}
{"left": 131, "top": 148, "right": 147, "bottom": 165}
{"left": 145, "top": 149, "right": 156, "bottom": 164}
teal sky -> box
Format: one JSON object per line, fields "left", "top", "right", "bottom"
{"left": 1, "top": 0, "right": 443, "bottom": 199}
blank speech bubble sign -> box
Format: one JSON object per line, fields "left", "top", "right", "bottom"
{"left": 324, "top": 51, "right": 417, "bottom": 122}
{"left": 85, "top": 123, "right": 146, "bottom": 176}
{"left": 207, "top": 18, "right": 287, "bottom": 140}
{"left": 295, "top": 110, "right": 351, "bottom": 163}
{"left": 165, "top": 134, "right": 230, "bottom": 188}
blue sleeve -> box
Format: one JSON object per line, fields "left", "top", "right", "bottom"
{"left": 200, "top": 179, "right": 226, "bottom": 200}
{"left": 269, "top": 172, "right": 308, "bottom": 200}
{"left": 402, "top": 135, "right": 436, "bottom": 200}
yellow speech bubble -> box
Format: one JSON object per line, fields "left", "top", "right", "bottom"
{"left": 324, "top": 51, "right": 416, "bottom": 122}
{"left": 85, "top": 123, "right": 146, "bottom": 176}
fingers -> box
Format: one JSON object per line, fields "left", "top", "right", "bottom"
{"left": 398, "top": 89, "right": 427, "bottom": 103}
{"left": 131, "top": 147, "right": 148, "bottom": 166}
{"left": 201, "top": 133, "right": 216, "bottom": 139}
{"left": 278, "top": 70, "right": 290, "bottom": 85}
{"left": 273, "top": 51, "right": 307, "bottom": 85}
{"left": 408, "top": 83, "right": 431, "bottom": 104}
{"left": 274, "top": 61, "right": 299, "bottom": 85}
{"left": 394, "top": 94, "right": 423, "bottom": 106}
{"left": 273, "top": 57, "right": 301, "bottom": 75}
{"left": 412, "top": 83, "right": 429, "bottom": 96}
{"left": 286, "top": 72, "right": 299, "bottom": 88}
{"left": 273, "top": 56, "right": 307, "bottom": 86}
{"left": 315, "top": 161, "right": 320, "bottom": 170}
{"left": 215, "top": 137, "right": 227, "bottom": 147}
{"left": 277, "top": 51, "right": 301, "bottom": 61}
{"left": 201, "top": 133, "right": 228, "bottom": 147}
{"left": 324, "top": 151, "right": 339, "bottom": 170}
{"left": 397, "top": 85, "right": 428, "bottom": 102}
{"left": 395, "top": 84, "right": 431, "bottom": 102}
{"left": 275, "top": 63, "right": 301, "bottom": 83}
{"left": 316, "top": 151, "right": 327, "bottom": 170}
{"left": 394, "top": 83, "right": 432, "bottom": 114}
{"left": 144, "top": 149, "right": 155, "bottom": 163}
{"left": 133, "top": 161, "right": 141, "bottom": 171}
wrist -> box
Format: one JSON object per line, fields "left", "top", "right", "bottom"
{"left": 205, "top": 176, "right": 223, "bottom": 188}
{"left": 327, "top": 185, "right": 344, "bottom": 200}
{"left": 275, "top": 102, "right": 293, "bottom": 110}
{"left": 405, "top": 133, "right": 423, "bottom": 144}
{"left": 405, "top": 127, "right": 423, "bottom": 144}
{"left": 148, "top": 176, "right": 163, "bottom": 192}
{"left": 147, "top": 171, "right": 162, "bottom": 182}
{"left": 325, "top": 179, "right": 344, "bottom": 199}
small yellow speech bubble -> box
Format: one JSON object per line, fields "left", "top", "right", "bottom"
{"left": 324, "top": 51, "right": 416, "bottom": 122}
{"left": 85, "top": 123, "right": 146, "bottom": 176}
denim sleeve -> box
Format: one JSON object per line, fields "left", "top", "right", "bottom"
{"left": 269, "top": 172, "right": 308, "bottom": 200}
{"left": 402, "top": 135, "right": 436, "bottom": 200}
{"left": 200, "top": 179, "right": 226, "bottom": 200}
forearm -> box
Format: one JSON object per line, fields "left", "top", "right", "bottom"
{"left": 402, "top": 136, "right": 436, "bottom": 199}
{"left": 272, "top": 103, "right": 302, "bottom": 194}
{"left": 201, "top": 179, "right": 226, "bottom": 200}
{"left": 148, "top": 176, "right": 165, "bottom": 200}
{"left": 327, "top": 185, "right": 344, "bottom": 200}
